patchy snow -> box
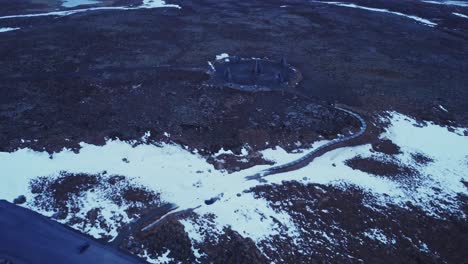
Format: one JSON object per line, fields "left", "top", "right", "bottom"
{"left": 364, "top": 228, "right": 392, "bottom": 244}
{"left": 196, "top": 192, "right": 299, "bottom": 242}
{"left": 62, "top": 0, "right": 100, "bottom": 8}
{"left": 213, "top": 147, "right": 234, "bottom": 156}
{"left": 141, "top": 0, "right": 177, "bottom": 9}
{"left": 0, "top": 27, "right": 19, "bottom": 32}
{"left": 215, "top": 53, "right": 230, "bottom": 62}
{"left": 263, "top": 112, "right": 467, "bottom": 216}
{"left": 438, "top": 105, "right": 449, "bottom": 112}
{"left": 140, "top": 249, "right": 173, "bottom": 264}
{"left": 453, "top": 12, "right": 468, "bottom": 18}
{"left": 0, "top": 0, "right": 180, "bottom": 20}
{"left": 180, "top": 219, "right": 207, "bottom": 244}
{"left": 423, "top": 0, "right": 468, "bottom": 7}
{"left": 0, "top": 111, "right": 466, "bottom": 260}
{"left": 213, "top": 146, "right": 249, "bottom": 157}
{"left": 315, "top": 1, "right": 437, "bottom": 27}
{"left": 73, "top": 190, "right": 130, "bottom": 238}
{"left": 207, "top": 61, "right": 215, "bottom": 71}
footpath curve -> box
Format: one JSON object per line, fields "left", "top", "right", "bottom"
{"left": 246, "top": 105, "right": 367, "bottom": 180}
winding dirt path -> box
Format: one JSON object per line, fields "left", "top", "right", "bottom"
{"left": 246, "top": 105, "right": 367, "bottom": 180}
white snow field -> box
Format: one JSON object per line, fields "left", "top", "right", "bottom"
{"left": 0, "top": 112, "right": 467, "bottom": 261}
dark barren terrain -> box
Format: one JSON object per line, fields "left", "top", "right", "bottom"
{"left": 1, "top": 0, "right": 467, "bottom": 153}
{"left": 0, "top": 0, "right": 467, "bottom": 263}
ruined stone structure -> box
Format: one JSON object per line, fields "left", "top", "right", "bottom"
{"left": 207, "top": 56, "right": 303, "bottom": 92}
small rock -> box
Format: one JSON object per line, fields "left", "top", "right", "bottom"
{"left": 13, "top": 195, "right": 26, "bottom": 205}
{"left": 204, "top": 197, "right": 219, "bottom": 205}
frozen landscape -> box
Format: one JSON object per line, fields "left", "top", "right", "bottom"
{"left": 0, "top": 0, "right": 467, "bottom": 263}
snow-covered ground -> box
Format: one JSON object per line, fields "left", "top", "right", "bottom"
{"left": 315, "top": 1, "right": 437, "bottom": 27}
{"left": 0, "top": 112, "right": 467, "bottom": 262}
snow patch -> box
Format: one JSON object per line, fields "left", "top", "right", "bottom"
{"left": 0, "top": 27, "right": 19, "bottom": 32}
{"left": 453, "top": 12, "right": 468, "bottom": 18}
{"left": 423, "top": 0, "right": 468, "bottom": 7}
{"left": 195, "top": 192, "right": 299, "bottom": 243}
{"left": 141, "top": 0, "right": 178, "bottom": 9}
{"left": 140, "top": 249, "right": 173, "bottom": 264}
{"left": 215, "top": 53, "right": 230, "bottom": 62}
{"left": 364, "top": 228, "right": 393, "bottom": 244}
{"left": 438, "top": 105, "right": 449, "bottom": 112}
{"left": 207, "top": 61, "right": 215, "bottom": 71}
{"left": 62, "top": 0, "right": 100, "bottom": 8}
{"left": 316, "top": 1, "right": 437, "bottom": 27}
{"left": 180, "top": 219, "right": 208, "bottom": 244}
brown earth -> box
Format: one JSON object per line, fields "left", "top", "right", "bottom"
{"left": 1, "top": 0, "right": 468, "bottom": 263}
{"left": 345, "top": 156, "right": 419, "bottom": 179}
{"left": 251, "top": 181, "right": 468, "bottom": 264}
{"left": 28, "top": 172, "right": 163, "bottom": 241}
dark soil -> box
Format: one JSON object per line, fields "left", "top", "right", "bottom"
{"left": 124, "top": 218, "right": 196, "bottom": 263}
{"left": 371, "top": 138, "right": 401, "bottom": 155}
{"left": 251, "top": 181, "right": 468, "bottom": 264}
{"left": 123, "top": 181, "right": 468, "bottom": 263}
{"left": 0, "top": 66, "right": 351, "bottom": 154}
{"left": 1, "top": 0, "right": 468, "bottom": 263}
{"left": 126, "top": 212, "right": 268, "bottom": 264}
{"left": 28, "top": 172, "right": 162, "bottom": 241}
{"left": 345, "top": 156, "right": 419, "bottom": 179}
{"left": 1, "top": 0, "right": 467, "bottom": 155}
{"left": 411, "top": 152, "right": 435, "bottom": 165}
{"left": 197, "top": 227, "right": 268, "bottom": 264}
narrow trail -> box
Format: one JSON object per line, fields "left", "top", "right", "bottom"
{"left": 111, "top": 204, "right": 200, "bottom": 248}
{"left": 246, "top": 105, "right": 367, "bottom": 180}
{"left": 110, "top": 203, "right": 178, "bottom": 248}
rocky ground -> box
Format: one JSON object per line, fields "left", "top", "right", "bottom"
{"left": 28, "top": 172, "right": 165, "bottom": 241}
{"left": 0, "top": 0, "right": 467, "bottom": 263}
